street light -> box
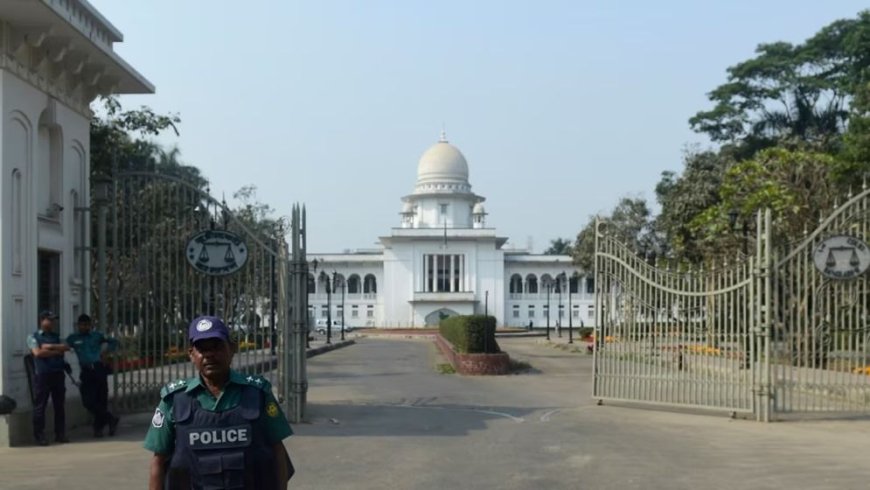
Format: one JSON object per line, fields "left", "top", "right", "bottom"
{"left": 545, "top": 281, "right": 552, "bottom": 341}
{"left": 340, "top": 277, "right": 346, "bottom": 341}
{"left": 484, "top": 290, "right": 489, "bottom": 317}
{"left": 322, "top": 271, "right": 332, "bottom": 345}
{"left": 557, "top": 273, "right": 563, "bottom": 338}
{"left": 568, "top": 272, "right": 578, "bottom": 344}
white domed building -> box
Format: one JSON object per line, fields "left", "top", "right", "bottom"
{"left": 308, "top": 132, "right": 595, "bottom": 328}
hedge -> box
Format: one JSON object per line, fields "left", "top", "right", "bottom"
{"left": 439, "top": 315, "right": 499, "bottom": 354}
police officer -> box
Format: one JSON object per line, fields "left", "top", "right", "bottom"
{"left": 27, "top": 310, "right": 71, "bottom": 446}
{"left": 66, "top": 313, "right": 120, "bottom": 438}
{"left": 144, "top": 315, "right": 294, "bottom": 490}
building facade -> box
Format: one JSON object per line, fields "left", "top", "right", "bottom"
{"left": 309, "top": 132, "right": 595, "bottom": 329}
{"left": 0, "top": 0, "right": 152, "bottom": 445}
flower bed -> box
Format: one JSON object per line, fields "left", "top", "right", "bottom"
{"left": 435, "top": 334, "right": 511, "bottom": 375}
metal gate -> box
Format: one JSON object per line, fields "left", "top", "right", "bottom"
{"left": 91, "top": 170, "right": 309, "bottom": 422}
{"left": 593, "top": 189, "right": 870, "bottom": 421}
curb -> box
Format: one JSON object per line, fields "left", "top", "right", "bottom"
{"left": 496, "top": 332, "right": 547, "bottom": 338}
{"left": 307, "top": 339, "right": 356, "bottom": 358}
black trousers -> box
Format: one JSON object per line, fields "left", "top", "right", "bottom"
{"left": 80, "top": 363, "right": 114, "bottom": 430}
{"left": 32, "top": 371, "right": 66, "bottom": 438}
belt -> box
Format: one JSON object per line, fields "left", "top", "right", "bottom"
{"left": 80, "top": 362, "right": 104, "bottom": 370}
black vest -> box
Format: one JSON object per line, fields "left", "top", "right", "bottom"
{"left": 32, "top": 331, "right": 65, "bottom": 374}
{"left": 167, "top": 385, "right": 277, "bottom": 490}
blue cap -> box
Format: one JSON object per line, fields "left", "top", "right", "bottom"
{"left": 189, "top": 316, "right": 231, "bottom": 343}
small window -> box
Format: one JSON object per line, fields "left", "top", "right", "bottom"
{"left": 366, "top": 305, "right": 374, "bottom": 318}
{"left": 586, "top": 278, "right": 595, "bottom": 294}
{"left": 572, "top": 305, "right": 579, "bottom": 318}
{"left": 352, "top": 305, "right": 359, "bottom": 318}
{"left": 440, "top": 204, "right": 448, "bottom": 215}
{"left": 587, "top": 305, "right": 595, "bottom": 319}
{"left": 528, "top": 305, "right": 535, "bottom": 318}
{"left": 559, "top": 305, "right": 565, "bottom": 318}
{"left": 512, "top": 305, "right": 520, "bottom": 318}
{"left": 321, "top": 306, "right": 328, "bottom": 317}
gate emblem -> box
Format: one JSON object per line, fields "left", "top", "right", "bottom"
{"left": 186, "top": 230, "right": 248, "bottom": 276}
{"left": 812, "top": 235, "right": 870, "bottom": 280}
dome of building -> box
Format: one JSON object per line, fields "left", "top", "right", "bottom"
{"left": 472, "top": 202, "right": 486, "bottom": 214}
{"left": 416, "top": 131, "right": 469, "bottom": 186}
{"left": 401, "top": 202, "right": 415, "bottom": 214}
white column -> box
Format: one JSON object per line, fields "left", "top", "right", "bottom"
{"left": 449, "top": 255, "right": 454, "bottom": 292}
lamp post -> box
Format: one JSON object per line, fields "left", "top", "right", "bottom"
{"left": 340, "top": 278, "right": 346, "bottom": 341}
{"left": 557, "top": 273, "right": 563, "bottom": 338}
{"left": 546, "top": 282, "right": 552, "bottom": 341}
{"left": 324, "top": 271, "right": 332, "bottom": 345}
{"left": 568, "top": 273, "right": 576, "bottom": 344}
{"left": 484, "top": 290, "right": 489, "bottom": 317}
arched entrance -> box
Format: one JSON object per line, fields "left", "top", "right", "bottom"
{"left": 424, "top": 308, "right": 459, "bottom": 326}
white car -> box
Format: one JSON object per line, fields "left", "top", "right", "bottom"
{"left": 314, "top": 319, "right": 352, "bottom": 335}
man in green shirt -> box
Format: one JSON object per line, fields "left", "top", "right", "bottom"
{"left": 66, "top": 313, "right": 120, "bottom": 438}
{"left": 144, "top": 315, "right": 293, "bottom": 489}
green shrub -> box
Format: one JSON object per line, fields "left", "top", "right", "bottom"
{"left": 439, "top": 315, "right": 499, "bottom": 353}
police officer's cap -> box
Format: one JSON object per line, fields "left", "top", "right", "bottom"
{"left": 38, "top": 310, "right": 58, "bottom": 321}
{"left": 77, "top": 314, "right": 92, "bottom": 324}
{"left": 189, "top": 316, "right": 231, "bottom": 344}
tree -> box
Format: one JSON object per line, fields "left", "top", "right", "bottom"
{"left": 688, "top": 148, "right": 841, "bottom": 257}
{"left": 689, "top": 11, "right": 870, "bottom": 155}
{"left": 654, "top": 149, "right": 733, "bottom": 263}
{"left": 543, "top": 238, "right": 573, "bottom": 255}
{"left": 571, "top": 197, "right": 657, "bottom": 271}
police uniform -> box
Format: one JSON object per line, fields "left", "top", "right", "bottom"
{"left": 66, "top": 314, "right": 120, "bottom": 437}
{"left": 144, "top": 316, "right": 293, "bottom": 489}
{"left": 26, "top": 311, "right": 67, "bottom": 443}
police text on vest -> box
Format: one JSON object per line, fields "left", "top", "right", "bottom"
{"left": 188, "top": 425, "right": 251, "bottom": 448}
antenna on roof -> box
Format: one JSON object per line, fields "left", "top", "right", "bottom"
{"left": 439, "top": 123, "right": 447, "bottom": 143}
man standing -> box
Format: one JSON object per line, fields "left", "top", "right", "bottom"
{"left": 66, "top": 314, "right": 120, "bottom": 438}
{"left": 27, "top": 310, "right": 70, "bottom": 446}
{"left": 144, "top": 315, "right": 294, "bottom": 489}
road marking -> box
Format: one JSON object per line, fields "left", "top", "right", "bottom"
{"left": 540, "top": 409, "right": 560, "bottom": 422}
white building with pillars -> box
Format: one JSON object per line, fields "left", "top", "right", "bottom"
{"left": 0, "top": 0, "right": 152, "bottom": 445}
{"left": 309, "top": 133, "right": 596, "bottom": 329}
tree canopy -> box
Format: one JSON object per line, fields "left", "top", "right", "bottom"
{"left": 574, "top": 9, "right": 870, "bottom": 268}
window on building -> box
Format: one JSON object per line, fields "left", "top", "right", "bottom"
{"left": 572, "top": 304, "right": 579, "bottom": 318}
{"left": 586, "top": 277, "right": 595, "bottom": 294}
{"left": 366, "top": 305, "right": 374, "bottom": 318}
{"left": 512, "top": 305, "right": 520, "bottom": 318}
{"left": 559, "top": 305, "right": 565, "bottom": 318}
{"left": 321, "top": 305, "right": 328, "bottom": 317}
{"left": 352, "top": 305, "right": 359, "bottom": 318}
{"left": 440, "top": 203, "right": 448, "bottom": 216}
{"left": 528, "top": 305, "right": 535, "bottom": 318}
{"left": 588, "top": 305, "right": 595, "bottom": 319}
{"left": 569, "top": 276, "right": 579, "bottom": 294}
{"left": 423, "top": 254, "right": 465, "bottom": 292}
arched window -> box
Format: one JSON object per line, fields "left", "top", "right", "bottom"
{"left": 554, "top": 273, "right": 567, "bottom": 293}
{"left": 569, "top": 275, "right": 579, "bottom": 294}
{"left": 347, "top": 274, "right": 361, "bottom": 294}
{"left": 526, "top": 274, "right": 538, "bottom": 294}
{"left": 318, "top": 272, "right": 330, "bottom": 293}
{"left": 364, "top": 274, "right": 377, "bottom": 294}
{"left": 307, "top": 274, "right": 316, "bottom": 294}
{"left": 541, "top": 274, "right": 554, "bottom": 291}
{"left": 334, "top": 273, "right": 346, "bottom": 291}
{"left": 509, "top": 274, "right": 523, "bottom": 293}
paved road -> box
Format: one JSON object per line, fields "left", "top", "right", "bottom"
{"left": 1, "top": 337, "right": 870, "bottom": 489}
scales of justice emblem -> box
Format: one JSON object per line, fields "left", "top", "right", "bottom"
{"left": 812, "top": 235, "right": 870, "bottom": 280}
{"left": 186, "top": 229, "right": 249, "bottom": 276}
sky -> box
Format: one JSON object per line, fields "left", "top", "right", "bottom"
{"left": 90, "top": 0, "right": 869, "bottom": 253}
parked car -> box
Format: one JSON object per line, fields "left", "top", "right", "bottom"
{"left": 314, "top": 319, "right": 352, "bottom": 335}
